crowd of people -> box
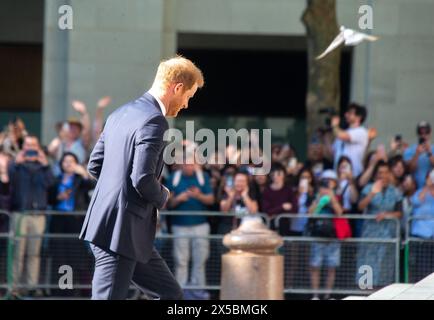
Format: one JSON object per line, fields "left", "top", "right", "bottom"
{"left": 0, "top": 101, "right": 434, "bottom": 299}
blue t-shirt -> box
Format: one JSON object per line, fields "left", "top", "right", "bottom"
{"left": 410, "top": 188, "right": 434, "bottom": 239}
{"left": 403, "top": 143, "right": 434, "bottom": 188}
{"left": 166, "top": 171, "right": 212, "bottom": 226}
{"left": 55, "top": 175, "right": 75, "bottom": 212}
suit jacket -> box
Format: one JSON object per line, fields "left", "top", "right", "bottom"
{"left": 79, "top": 92, "right": 169, "bottom": 263}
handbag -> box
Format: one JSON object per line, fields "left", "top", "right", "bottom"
{"left": 333, "top": 183, "right": 353, "bottom": 240}
{"left": 305, "top": 217, "right": 336, "bottom": 238}
{"left": 333, "top": 216, "right": 352, "bottom": 239}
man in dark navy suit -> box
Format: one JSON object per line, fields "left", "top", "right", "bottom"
{"left": 79, "top": 56, "right": 204, "bottom": 300}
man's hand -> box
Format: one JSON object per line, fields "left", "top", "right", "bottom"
{"left": 37, "top": 150, "right": 49, "bottom": 166}
{"left": 72, "top": 100, "right": 88, "bottom": 115}
{"left": 331, "top": 116, "right": 340, "bottom": 128}
{"left": 368, "top": 127, "right": 378, "bottom": 142}
{"left": 97, "top": 96, "right": 112, "bottom": 109}
{"left": 15, "top": 151, "right": 26, "bottom": 164}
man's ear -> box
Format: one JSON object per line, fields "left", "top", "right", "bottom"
{"left": 174, "top": 82, "right": 184, "bottom": 94}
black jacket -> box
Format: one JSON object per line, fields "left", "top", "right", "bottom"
{"left": 8, "top": 161, "right": 55, "bottom": 211}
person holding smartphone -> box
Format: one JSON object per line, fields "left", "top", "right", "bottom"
{"left": 404, "top": 121, "right": 434, "bottom": 189}
{"left": 409, "top": 169, "right": 434, "bottom": 281}
{"left": 307, "top": 170, "right": 344, "bottom": 300}
{"left": 219, "top": 171, "right": 259, "bottom": 233}
{"left": 8, "top": 135, "right": 55, "bottom": 298}
{"left": 336, "top": 156, "right": 359, "bottom": 213}
{"left": 389, "top": 134, "right": 409, "bottom": 158}
{"left": 166, "top": 160, "right": 214, "bottom": 298}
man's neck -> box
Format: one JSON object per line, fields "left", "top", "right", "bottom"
{"left": 148, "top": 87, "right": 169, "bottom": 112}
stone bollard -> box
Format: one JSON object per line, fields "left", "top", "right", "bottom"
{"left": 220, "top": 216, "right": 284, "bottom": 300}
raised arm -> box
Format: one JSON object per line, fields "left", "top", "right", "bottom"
{"left": 72, "top": 100, "right": 92, "bottom": 150}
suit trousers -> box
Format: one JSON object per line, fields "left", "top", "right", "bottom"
{"left": 90, "top": 243, "right": 183, "bottom": 300}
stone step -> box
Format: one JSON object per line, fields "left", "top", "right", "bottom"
{"left": 366, "top": 284, "right": 413, "bottom": 300}
{"left": 345, "top": 273, "right": 434, "bottom": 300}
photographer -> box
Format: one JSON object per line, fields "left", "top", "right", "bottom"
{"left": 8, "top": 135, "right": 55, "bottom": 298}
{"left": 307, "top": 170, "right": 344, "bottom": 300}
{"left": 403, "top": 121, "right": 434, "bottom": 189}
{"left": 331, "top": 103, "right": 369, "bottom": 178}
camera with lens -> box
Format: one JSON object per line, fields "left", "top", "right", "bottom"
{"left": 318, "top": 107, "right": 339, "bottom": 134}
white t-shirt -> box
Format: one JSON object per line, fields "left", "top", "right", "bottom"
{"left": 333, "top": 126, "right": 369, "bottom": 177}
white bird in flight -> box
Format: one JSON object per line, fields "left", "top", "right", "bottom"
{"left": 316, "top": 25, "right": 379, "bottom": 60}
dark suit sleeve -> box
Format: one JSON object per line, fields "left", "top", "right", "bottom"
{"left": 87, "top": 131, "right": 105, "bottom": 179}
{"left": 131, "top": 115, "right": 169, "bottom": 209}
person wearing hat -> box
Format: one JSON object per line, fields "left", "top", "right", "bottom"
{"left": 403, "top": 121, "right": 434, "bottom": 188}
{"left": 307, "top": 169, "right": 344, "bottom": 300}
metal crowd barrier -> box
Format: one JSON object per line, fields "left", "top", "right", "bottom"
{"left": 0, "top": 210, "right": 270, "bottom": 299}
{"left": 275, "top": 214, "right": 401, "bottom": 296}
{"left": 0, "top": 210, "right": 10, "bottom": 292}
{"left": 0, "top": 210, "right": 408, "bottom": 299}
{"left": 404, "top": 216, "right": 434, "bottom": 284}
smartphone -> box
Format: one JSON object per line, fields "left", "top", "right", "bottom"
{"left": 299, "top": 178, "right": 309, "bottom": 192}
{"left": 25, "top": 150, "right": 38, "bottom": 158}
{"left": 288, "top": 157, "right": 297, "bottom": 170}
{"left": 419, "top": 137, "right": 426, "bottom": 145}
{"left": 247, "top": 166, "right": 255, "bottom": 175}
{"left": 319, "top": 179, "right": 330, "bottom": 189}
{"left": 226, "top": 175, "right": 234, "bottom": 188}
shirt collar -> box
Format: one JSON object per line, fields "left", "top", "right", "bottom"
{"left": 148, "top": 91, "right": 167, "bottom": 116}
